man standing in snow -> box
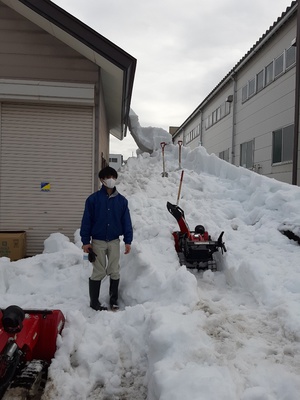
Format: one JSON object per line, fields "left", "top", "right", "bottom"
{"left": 80, "top": 166, "right": 133, "bottom": 311}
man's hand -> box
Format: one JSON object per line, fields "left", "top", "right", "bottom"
{"left": 82, "top": 244, "right": 92, "bottom": 253}
{"left": 124, "top": 244, "right": 131, "bottom": 254}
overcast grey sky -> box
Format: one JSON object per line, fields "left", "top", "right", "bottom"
{"left": 54, "top": 0, "right": 292, "bottom": 158}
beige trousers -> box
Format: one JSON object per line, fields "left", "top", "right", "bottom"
{"left": 90, "top": 239, "right": 120, "bottom": 281}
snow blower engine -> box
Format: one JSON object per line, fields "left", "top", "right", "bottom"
{"left": 0, "top": 305, "right": 65, "bottom": 400}
{"left": 167, "top": 202, "right": 226, "bottom": 271}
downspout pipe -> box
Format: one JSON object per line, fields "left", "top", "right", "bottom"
{"left": 230, "top": 75, "right": 237, "bottom": 165}
{"left": 94, "top": 68, "right": 100, "bottom": 192}
{"left": 200, "top": 111, "right": 203, "bottom": 146}
{"left": 293, "top": 3, "right": 300, "bottom": 185}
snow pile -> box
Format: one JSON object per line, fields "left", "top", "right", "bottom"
{"left": 1, "top": 143, "right": 300, "bottom": 399}
{"left": 128, "top": 109, "right": 172, "bottom": 154}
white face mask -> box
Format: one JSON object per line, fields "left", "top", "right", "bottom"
{"left": 103, "top": 178, "right": 116, "bottom": 189}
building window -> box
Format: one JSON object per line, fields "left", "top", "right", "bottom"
{"left": 272, "top": 124, "right": 294, "bottom": 164}
{"left": 240, "top": 140, "right": 254, "bottom": 169}
{"left": 274, "top": 53, "right": 284, "bottom": 78}
{"left": 265, "top": 61, "right": 274, "bottom": 85}
{"left": 286, "top": 46, "right": 296, "bottom": 69}
{"left": 205, "top": 114, "right": 212, "bottom": 129}
{"left": 248, "top": 77, "right": 256, "bottom": 97}
{"left": 219, "top": 148, "right": 230, "bottom": 162}
{"left": 225, "top": 101, "right": 231, "bottom": 115}
{"left": 205, "top": 98, "right": 231, "bottom": 130}
{"left": 220, "top": 103, "right": 225, "bottom": 118}
{"left": 256, "top": 70, "right": 264, "bottom": 92}
{"left": 242, "top": 85, "right": 248, "bottom": 102}
{"left": 186, "top": 124, "right": 201, "bottom": 144}
{"left": 242, "top": 45, "right": 296, "bottom": 104}
{"left": 212, "top": 110, "right": 217, "bottom": 124}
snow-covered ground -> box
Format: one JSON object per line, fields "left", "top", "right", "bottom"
{"left": 1, "top": 143, "right": 300, "bottom": 400}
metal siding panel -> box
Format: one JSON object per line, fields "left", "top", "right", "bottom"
{"left": 0, "top": 3, "right": 98, "bottom": 82}
{"left": 0, "top": 102, "right": 94, "bottom": 256}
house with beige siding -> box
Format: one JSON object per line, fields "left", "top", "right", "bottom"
{"left": 173, "top": 1, "right": 300, "bottom": 186}
{"left": 0, "top": 0, "right": 136, "bottom": 255}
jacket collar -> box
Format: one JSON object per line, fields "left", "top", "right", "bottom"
{"left": 100, "top": 185, "right": 119, "bottom": 198}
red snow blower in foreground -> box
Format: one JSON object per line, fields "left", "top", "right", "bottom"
{"left": 0, "top": 305, "right": 65, "bottom": 399}
{"left": 167, "top": 202, "right": 226, "bottom": 271}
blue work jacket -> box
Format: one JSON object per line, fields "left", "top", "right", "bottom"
{"left": 80, "top": 186, "right": 133, "bottom": 245}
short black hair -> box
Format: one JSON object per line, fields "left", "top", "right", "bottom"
{"left": 98, "top": 166, "right": 118, "bottom": 180}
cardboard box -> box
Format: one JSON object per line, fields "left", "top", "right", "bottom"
{"left": 0, "top": 231, "right": 26, "bottom": 261}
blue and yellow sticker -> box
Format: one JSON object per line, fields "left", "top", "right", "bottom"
{"left": 41, "top": 182, "right": 51, "bottom": 192}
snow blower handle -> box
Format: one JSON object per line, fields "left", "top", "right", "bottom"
{"left": 217, "top": 231, "right": 227, "bottom": 253}
{"left": 167, "top": 201, "right": 185, "bottom": 221}
{"left": 87, "top": 247, "right": 97, "bottom": 263}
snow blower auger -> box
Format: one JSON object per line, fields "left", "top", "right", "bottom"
{"left": 0, "top": 305, "right": 65, "bottom": 400}
{"left": 167, "top": 202, "right": 226, "bottom": 271}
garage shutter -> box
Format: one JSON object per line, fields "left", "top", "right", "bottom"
{"left": 0, "top": 102, "right": 94, "bottom": 256}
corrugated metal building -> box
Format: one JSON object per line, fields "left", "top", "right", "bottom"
{"left": 0, "top": 0, "right": 136, "bottom": 255}
{"left": 173, "top": 1, "right": 300, "bottom": 186}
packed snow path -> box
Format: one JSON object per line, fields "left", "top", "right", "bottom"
{"left": 1, "top": 144, "right": 300, "bottom": 399}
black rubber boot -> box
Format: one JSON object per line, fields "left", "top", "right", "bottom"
{"left": 89, "top": 279, "right": 107, "bottom": 311}
{"left": 109, "top": 278, "right": 119, "bottom": 311}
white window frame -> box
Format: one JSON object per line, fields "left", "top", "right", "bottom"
{"left": 212, "top": 110, "right": 217, "bottom": 124}
{"left": 286, "top": 46, "right": 296, "bottom": 70}
{"left": 248, "top": 77, "right": 256, "bottom": 98}
{"left": 256, "top": 70, "right": 264, "bottom": 92}
{"left": 265, "top": 61, "right": 274, "bottom": 86}
{"left": 219, "top": 148, "right": 230, "bottom": 162}
{"left": 272, "top": 124, "right": 294, "bottom": 165}
{"left": 242, "top": 85, "right": 248, "bottom": 103}
{"left": 274, "top": 53, "right": 284, "bottom": 78}
{"left": 240, "top": 140, "right": 254, "bottom": 169}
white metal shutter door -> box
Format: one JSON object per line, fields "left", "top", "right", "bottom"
{"left": 0, "top": 102, "right": 94, "bottom": 256}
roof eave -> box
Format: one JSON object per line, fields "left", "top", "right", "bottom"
{"left": 3, "top": 0, "right": 136, "bottom": 140}
{"left": 174, "top": 1, "right": 297, "bottom": 137}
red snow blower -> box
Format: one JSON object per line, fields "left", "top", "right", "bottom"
{"left": 167, "top": 202, "right": 226, "bottom": 271}
{"left": 0, "top": 305, "right": 65, "bottom": 399}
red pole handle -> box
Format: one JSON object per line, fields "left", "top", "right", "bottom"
{"left": 177, "top": 170, "right": 184, "bottom": 205}
{"left": 178, "top": 141, "right": 183, "bottom": 168}
{"left": 161, "top": 142, "right": 167, "bottom": 151}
